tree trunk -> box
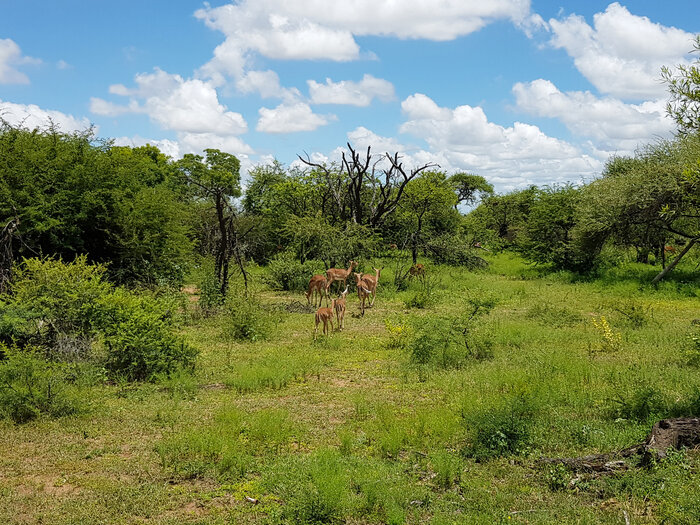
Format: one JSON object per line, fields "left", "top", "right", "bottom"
{"left": 651, "top": 237, "right": 697, "bottom": 284}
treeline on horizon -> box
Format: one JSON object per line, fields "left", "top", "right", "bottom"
{"left": 1, "top": 117, "right": 699, "bottom": 296}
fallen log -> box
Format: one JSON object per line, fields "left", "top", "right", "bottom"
{"left": 539, "top": 417, "right": 700, "bottom": 474}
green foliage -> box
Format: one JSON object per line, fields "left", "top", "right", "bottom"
{"left": 662, "top": 35, "right": 700, "bottom": 135}
{"left": 518, "top": 184, "right": 596, "bottom": 272}
{"left": 0, "top": 345, "right": 86, "bottom": 423}
{"left": 684, "top": 321, "right": 700, "bottom": 366}
{"left": 98, "top": 288, "right": 197, "bottom": 381}
{"left": 222, "top": 293, "right": 275, "bottom": 342}
{"left": 423, "top": 233, "right": 488, "bottom": 268}
{"left": 463, "top": 392, "right": 538, "bottom": 460}
{"left": 610, "top": 386, "right": 666, "bottom": 423}
{"left": 264, "top": 252, "right": 320, "bottom": 292}
{"left": 1, "top": 257, "right": 196, "bottom": 381}
{"left": 0, "top": 123, "right": 192, "bottom": 285}
{"left": 7, "top": 255, "right": 110, "bottom": 345}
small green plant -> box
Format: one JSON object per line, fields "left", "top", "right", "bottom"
{"left": 683, "top": 322, "right": 700, "bottom": 366}
{"left": 590, "top": 315, "right": 623, "bottom": 354}
{"left": 545, "top": 463, "right": 570, "bottom": 492}
{"left": 0, "top": 345, "right": 86, "bottom": 423}
{"left": 430, "top": 450, "right": 462, "bottom": 489}
{"left": 610, "top": 386, "right": 666, "bottom": 422}
{"left": 222, "top": 293, "right": 275, "bottom": 342}
{"left": 463, "top": 392, "right": 537, "bottom": 460}
{"left": 610, "top": 298, "right": 653, "bottom": 328}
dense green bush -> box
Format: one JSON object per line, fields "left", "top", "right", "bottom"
{"left": 424, "top": 233, "right": 488, "bottom": 268}
{"left": 463, "top": 392, "right": 538, "bottom": 460}
{"left": 222, "top": 293, "right": 276, "bottom": 342}
{"left": 97, "top": 289, "right": 197, "bottom": 381}
{"left": 263, "top": 252, "right": 321, "bottom": 292}
{"left": 1, "top": 257, "right": 197, "bottom": 381}
{"left": 0, "top": 345, "right": 85, "bottom": 423}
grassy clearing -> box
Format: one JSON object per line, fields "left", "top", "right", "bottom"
{"left": 1, "top": 253, "right": 699, "bottom": 524}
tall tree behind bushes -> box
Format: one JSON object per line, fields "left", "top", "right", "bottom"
{"left": 0, "top": 121, "right": 193, "bottom": 285}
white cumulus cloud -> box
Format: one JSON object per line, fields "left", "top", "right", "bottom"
{"left": 0, "top": 99, "right": 92, "bottom": 132}
{"left": 308, "top": 74, "right": 395, "bottom": 106}
{"left": 513, "top": 79, "right": 674, "bottom": 153}
{"left": 0, "top": 38, "right": 40, "bottom": 84}
{"left": 548, "top": 3, "right": 696, "bottom": 99}
{"left": 257, "top": 102, "right": 334, "bottom": 133}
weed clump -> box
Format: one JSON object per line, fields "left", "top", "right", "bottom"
{"left": 462, "top": 392, "right": 538, "bottom": 460}
{"left": 0, "top": 345, "right": 87, "bottom": 423}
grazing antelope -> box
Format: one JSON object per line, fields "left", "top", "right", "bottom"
{"left": 305, "top": 274, "right": 328, "bottom": 307}
{"left": 359, "top": 267, "right": 382, "bottom": 307}
{"left": 353, "top": 273, "right": 373, "bottom": 316}
{"left": 326, "top": 260, "right": 357, "bottom": 294}
{"left": 408, "top": 263, "right": 425, "bottom": 279}
{"left": 314, "top": 298, "right": 336, "bottom": 340}
{"left": 334, "top": 286, "right": 349, "bottom": 330}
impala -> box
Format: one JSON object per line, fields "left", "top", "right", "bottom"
{"left": 334, "top": 286, "right": 349, "bottom": 330}
{"left": 314, "top": 298, "right": 336, "bottom": 340}
{"left": 353, "top": 272, "right": 373, "bottom": 316}
{"left": 325, "top": 260, "right": 357, "bottom": 294}
{"left": 358, "top": 267, "right": 382, "bottom": 307}
{"left": 408, "top": 263, "right": 425, "bottom": 279}
{"left": 305, "top": 274, "right": 328, "bottom": 307}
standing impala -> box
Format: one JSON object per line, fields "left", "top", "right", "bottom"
{"left": 325, "top": 260, "right": 357, "bottom": 294}
{"left": 334, "top": 286, "right": 349, "bottom": 330}
{"left": 359, "top": 267, "right": 382, "bottom": 307}
{"left": 305, "top": 274, "right": 328, "bottom": 307}
{"left": 353, "top": 273, "right": 373, "bottom": 316}
{"left": 314, "top": 298, "right": 336, "bottom": 340}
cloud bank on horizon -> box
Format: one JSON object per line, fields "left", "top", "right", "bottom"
{"left": 1, "top": 1, "right": 698, "bottom": 191}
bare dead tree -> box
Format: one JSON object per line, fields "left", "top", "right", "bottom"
{"left": 298, "top": 143, "right": 438, "bottom": 227}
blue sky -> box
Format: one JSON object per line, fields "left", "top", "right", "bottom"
{"left": 1, "top": 1, "right": 699, "bottom": 191}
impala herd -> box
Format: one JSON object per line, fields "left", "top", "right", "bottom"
{"left": 308, "top": 260, "right": 386, "bottom": 340}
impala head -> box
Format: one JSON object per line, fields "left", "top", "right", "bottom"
{"left": 372, "top": 267, "right": 383, "bottom": 278}
{"left": 353, "top": 272, "right": 363, "bottom": 284}
{"left": 349, "top": 260, "right": 358, "bottom": 271}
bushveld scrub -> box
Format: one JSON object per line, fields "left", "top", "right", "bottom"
{"left": 0, "top": 257, "right": 196, "bottom": 385}
{"left": 2, "top": 252, "right": 700, "bottom": 524}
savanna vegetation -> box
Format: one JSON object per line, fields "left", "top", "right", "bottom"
{"left": 0, "top": 38, "right": 699, "bottom": 524}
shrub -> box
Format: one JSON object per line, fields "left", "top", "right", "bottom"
{"left": 222, "top": 293, "right": 275, "bottom": 342}
{"left": 610, "top": 386, "right": 667, "bottom": 422}
{"left": 98, "top": 289, "right": 197, "bottom": 381}
{"left": 463, "top": 392, "right": 537, "bottom": 460}
{"left": 0, "top": 345, "right": 85, "bottom": 423}
{"left": 424, "top": 233, "right": 488, "bottom": 268}
{"left": 1, "top": 257, "right": 197, "bottom": 381}
{"left": 3, "top": 256, "right": 110, "bottom": 349}
{"left": 264, "top": 252, "right": 320, "bottom": 292}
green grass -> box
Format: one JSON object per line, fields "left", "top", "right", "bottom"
{"left": 1, "top": 252, "right": 699, "bottom": 523}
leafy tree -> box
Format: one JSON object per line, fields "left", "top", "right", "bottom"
{"left": 395, "top": 171, "right": 459, "bottom": 264}
{"left": 577, "top": 134, "right": 700, "bottom": 281}
{"left": 0, "top": 121, "right": 191, "bottom": 285}
{"left": 662, "top": 35, "right": 700, "bottom": 136}
{"left": 176, "top": 149, "right": 244, "bottom": 296}
{"left": 448, "top": 172, "right": 494, "bottom": 210}
{"left": 518, "top": 185, "right": 594, "bottom": 271}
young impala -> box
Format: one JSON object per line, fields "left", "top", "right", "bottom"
{"left": 334, "top": 286, "right": 349, "bottom": 330}
{"left": 358, "top": 267, "right": 382, "bottom": 307}
{"left": 353, "top": 273, "right": 373, "bottom": 316}
{"left": 305, "top": 274, "right": 328, "bottom": 307}
{"left": 314, "top": 298, "right": 336, "bottom": 340}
